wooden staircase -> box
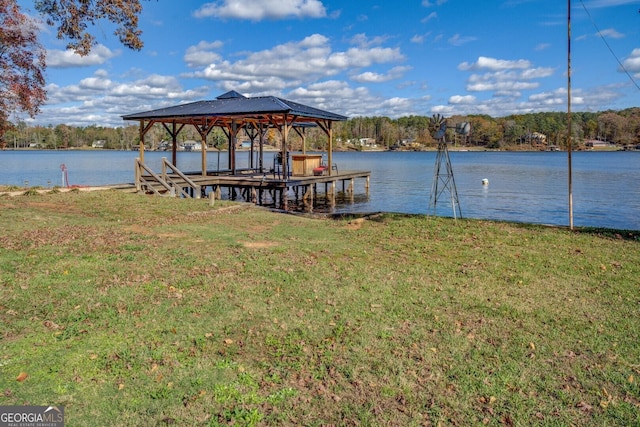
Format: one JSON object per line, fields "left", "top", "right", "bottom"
{"left": 135, "top": 157, "right": 201, "bottom": 199}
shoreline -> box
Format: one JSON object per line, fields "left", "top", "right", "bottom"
{"left": 1, "top": 145, "right": 628, "bottom": 153}
{"left": 2, "top": 184, "right": 639, "bottom": 234}
{"left": 0, "top": 183, "right": 136, "bottom": 197}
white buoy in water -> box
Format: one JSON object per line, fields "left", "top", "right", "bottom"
{"left": 481, "top": 178, "right": 489, "bottom": 186}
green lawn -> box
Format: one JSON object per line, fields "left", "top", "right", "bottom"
{"left": 1, "top": 189, "right": 638, "bottom": 426}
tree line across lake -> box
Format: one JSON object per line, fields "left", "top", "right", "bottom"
{"left": 3, "top": 108, "right": 639, "bottom": 151}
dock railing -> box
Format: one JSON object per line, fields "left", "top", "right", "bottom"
{"left": 161, "top": 157, "right": 201, "bottom": 199}
{"left": 134, "top": 157, "right": 201, "bottom": 199}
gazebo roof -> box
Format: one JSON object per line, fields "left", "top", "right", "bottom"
{"left": 122, "top": 91, "right": 348, "bottom": 123}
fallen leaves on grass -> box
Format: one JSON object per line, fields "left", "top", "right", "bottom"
{"left": 43, "top": 320, "right": 61, "bottom": 330}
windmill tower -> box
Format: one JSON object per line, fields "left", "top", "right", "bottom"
{"left": 428, "top": 114, "right": 463, "bottom": 219}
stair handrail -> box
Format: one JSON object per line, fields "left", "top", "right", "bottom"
{"left": 161, "top": 157, "right": 202, "bottom": 199}
{"left": 136, "top": 158, "right": 198, "bottom": 198}
{"left": 135, "top": 158, "right": 174, "bottom": 196}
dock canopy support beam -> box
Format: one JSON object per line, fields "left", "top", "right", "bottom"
{"left": 138, "top": 119, "right": 156, "bottom": 164}
{"left": 317, "top": 120, "right": 334, "bottom": 176}
{"left": 293, "top": 126, "right": 307, "bottom": 155}
{"left": 244, "top": 122, "right": 262, "bottom": 169}
{"left": 230, "top": 120, "right": 239, "bottom": 174}
{"left": 161, "top": 121, "right": 185, "bottom": 166}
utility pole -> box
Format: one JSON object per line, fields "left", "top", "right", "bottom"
{"left": 567, "top": 0, "right": 574, "bottom": 230}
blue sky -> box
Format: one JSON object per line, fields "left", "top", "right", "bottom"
{"left": 17, "top": 0, "right": 640, "bottom": 127}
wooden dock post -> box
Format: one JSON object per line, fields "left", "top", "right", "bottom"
{"left": 303, "top": 184, "right": 314, "bottom": 212}
{"left": 134, "top": 158, "right": 141, "bottom": 192}
{"left": 303, "top": 184, "right": 313, "bottom": 202}
{"left": 347, "top": 178, "right": 354, "bottom": 202}
{"left": 329, "top": 180, "right": 336, "bottom": 206}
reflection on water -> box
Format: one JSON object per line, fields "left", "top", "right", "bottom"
{"left": 1, "top": 150, "right": 638, "bottom": 230}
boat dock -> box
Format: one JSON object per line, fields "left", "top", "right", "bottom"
{"left": 135, "top": 158, "right": 370, "bottom": 212}
{"left": 123, "top": 90, "right": 371, "bottom": 212}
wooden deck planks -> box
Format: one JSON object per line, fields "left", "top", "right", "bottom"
{"left": 139, "top": 169, "right": 370, "bottom": 210}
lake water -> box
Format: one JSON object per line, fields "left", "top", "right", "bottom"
{"left": 1, "top": 149, "right": 639, "bottom": 230}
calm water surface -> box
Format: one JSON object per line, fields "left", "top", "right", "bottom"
{"left": 1, "top": 150, "right": 638, "bottom": 230}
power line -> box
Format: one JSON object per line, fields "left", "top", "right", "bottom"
{"left": 579, "top": 0, "right": 640, "bottom": 91}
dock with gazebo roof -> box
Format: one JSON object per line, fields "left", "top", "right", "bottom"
{"left": 122, "top": 90, "right": 370, "bottom": 211}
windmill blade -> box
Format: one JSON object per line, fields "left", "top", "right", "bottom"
{"left": 429, "top": 113, "right": 446, "bottom": 128}
{"left": 455, "top": 121, "right": 471, "bottom": 135}
{"left": 429, "top": 114, "right": 447, "bottom": 139}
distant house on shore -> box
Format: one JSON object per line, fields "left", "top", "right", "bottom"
{"left": 181, "top": 140, "right": 203, "bottom": 151}
{"left": 585, "top": 139, "right": 615, "bottom": 149}
{"left": 519, "top": 132, "right": 547, "bottom": 147}
{"left": 358, "top": 138, "right": 377, "bottom": 148}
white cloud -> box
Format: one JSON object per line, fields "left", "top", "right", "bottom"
{"left": 455, "top": 56, "right": 555, "bottom": 100}
{"left": 47, "top": 45, "right": 118, "bottom": 68}
{"left": 622, "top": 48, "right": 640, "bottom": 77}
{"left": 459, "top": 56, "right": 531, "bottom": 71}
{"left": 188, "top": 33, "right": 405, "bottom": 93}
{"left": 464, "top": 66, "right": 554, "bottom": 94}
{"left": 421, "top": 12, "right": 437, "bottom": 23}
{"left": 349, "top": 33, "right": 390, "bottom": 48}
{"left": 521, "top": 67, "right": 555, "bottom": 79}
{"left": 194, "top": 0, "right": 327, "bottom": 20}
{"left": 184, "top": 41, "right": 224, "bottom": 68}
{"left": 40, "top": 71, "right": 209, "bottom": 127}
{"left": 429, "top": 54, "right": 571, "bottom": 116}
{"left": 431, "top": 104, "right": 456, "bottom": 115}
{"left": 429, "top": 82, "right": 627, "bottom": 118}
{"left": 381, "top": 97, "right": 411, "bottom": 108}
{"left": 467, "top": 79, "right": 539, "bottom": 92}
{"left": 328, "top": 46, "right": 404, "bottom": 68}
{"left": 352, "top": 71, "right": 389, "bottom": 83}
{"left": 597, "top": 28, "right": 624, "bottom": 39}
{"left": 449, "top": 95, "right": 476, "bottom": 104}
{"left": 287, "top": 81, "right": 416, "bottom": 117}
{"left": 583, "top": 0, "right": 638, "bottom": 8}
{"left": 529, "top": 88, "right": 571, "bottom": 106}
{"left": 422, "top": 0, "right": 448, "bottom": 6}
{"left": 352, "top": 66, "right": 411, "bottom": 83}
{"left": 79, "top": 77, "right": 113, "bottom": 91}
{"left": 448, "top": 34, "right": 477, "bottom": 47}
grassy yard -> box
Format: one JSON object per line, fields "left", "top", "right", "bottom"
{"left": 0, "top": 189, "right": 638, "bottom": 426}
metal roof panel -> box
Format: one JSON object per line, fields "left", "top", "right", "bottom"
{"left": 122, "top": 93, "right": 348, "bottom": 122}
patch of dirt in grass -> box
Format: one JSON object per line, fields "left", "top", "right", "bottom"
{"left": 344, "top": 218, "right": 365, "bottom": 230}
{"left": 123, "top": 224, "right": 147, "bottom": 234}
{"left": 183, "top": 204, "right": 252, "bottom": 217}
{"left": 242, "top": 241, "right": 278, "bottom": 249}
